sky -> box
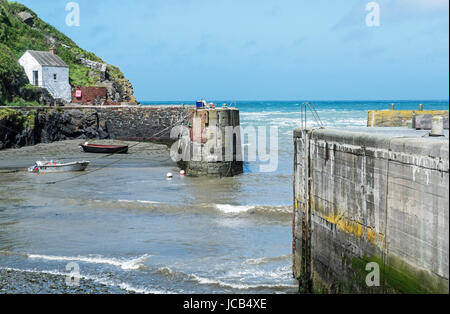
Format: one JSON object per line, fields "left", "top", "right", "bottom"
{"left": 16, "top": 0, "right": 449, "bottom": 101}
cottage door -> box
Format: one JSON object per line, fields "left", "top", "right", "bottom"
{"left": 33, "top": 71, "right": 39, "bottom": 86}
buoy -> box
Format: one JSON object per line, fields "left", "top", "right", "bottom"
{"left": 167, "top": 172, "right": 173, "bottom": 179}
{"left": 180, "top": 170, "right": 185, "bottom": 176}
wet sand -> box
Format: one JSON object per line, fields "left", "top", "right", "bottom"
{"left": 0, "top": 139, "right": 172, "bottom": 171}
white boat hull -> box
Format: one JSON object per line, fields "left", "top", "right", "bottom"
{"left": 28, "top": 161, "right": 90, "bottom": 173}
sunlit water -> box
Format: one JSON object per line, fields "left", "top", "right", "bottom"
{"left": 0, "top": 100, "right": 448, "bottom": 293}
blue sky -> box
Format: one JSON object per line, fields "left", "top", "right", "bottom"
{"left": 17, "top": 0, "right": 449, "bottom": 101}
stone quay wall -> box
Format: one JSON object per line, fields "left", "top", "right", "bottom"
{"left": 0, "top": 106, "right": 191, "bottom": 150}
{"left": 293, "top": 128, "right": 449, "bottom": 293}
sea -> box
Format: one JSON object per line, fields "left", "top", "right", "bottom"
{"left": 0, "top": 100, "right": 448, "bottom": 293}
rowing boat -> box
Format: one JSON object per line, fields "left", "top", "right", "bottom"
{"left": 80, "top": 143, "right": 129, "bottom": 154}
{"left": 28, "top": 161, "right": 90, "bottom": 173}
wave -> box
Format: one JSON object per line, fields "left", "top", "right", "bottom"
{"left": 189, "top": 274, "right": 296, "bottom": 291}
{"left": 0, "top": 266, "right": 164, "bottom": 294}
{"left": 156, "top": 267, "right": 296, "bottom": 291}
{"left": 63, "top": 198, "right": 291, "bottom": 218}
{"left": 65, "top": 198, "right": 162, "bottom": 210}
{"left": 215, "top": 204, "right": 255, "bottom": 214}
{"left": 243, "top": 254, "right": 291, "bottom": 265}
{"left": 225, "top": 265, "right": 293, "bottom": 281}
{"left": 25, "top": 253, "right": 151, "bottom": 270}
{"left": 240, "top": 111, "right": 367, "bottom": 128}
{"left": 117, "top": 200, "right": 160, "bottom": 205}
{"left": 215, "top": 204, "right": 291, "bottom": 216}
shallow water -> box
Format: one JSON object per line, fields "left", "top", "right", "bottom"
{"left": 0, "top": 139, "right": 296, "bottom": 294}
{"left": 0, "top": 100, "right": 448, "bottom": 294}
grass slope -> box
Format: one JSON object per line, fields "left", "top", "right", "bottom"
{"left": 0, "top": 1, "right": 125, "bottom": 105}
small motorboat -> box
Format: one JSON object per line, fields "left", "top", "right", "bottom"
{"left": 28, "top": 160, "right": 90, "bottom": 173}
{"left": 80, "top": 142, "right": 129, "bottom": 154}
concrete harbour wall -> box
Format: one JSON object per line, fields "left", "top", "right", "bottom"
{"left": 293, "top": 128, "right": 449, "bottom": 293}
{"left": 182, "top": 108, "right": 243, "bottom": 177}
{"left": 367, "top": 109, "right": 448, "bottom": 127}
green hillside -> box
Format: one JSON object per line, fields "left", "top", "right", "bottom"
{"left": 0, "top": 1, "right": 133, "bottom": 105}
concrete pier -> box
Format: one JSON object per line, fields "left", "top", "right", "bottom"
{"left": 180, "top": 107, "right": 243, "bottom": 177}
{"left": 293, "top": 127, "right": 449, "bottom": 293}
{"left": 368, "top": 108, "right": 448, "bottom": 127}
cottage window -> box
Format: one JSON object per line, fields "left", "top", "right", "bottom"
{"left": 33, "top": 71, "right": 38, "bottom": 85}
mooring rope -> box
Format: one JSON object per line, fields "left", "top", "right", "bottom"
{"left": 1, "top": 112, "right": 191, "bottom": 185}
{"left": 42, "top": 119, "right": 189, "bottom": 185}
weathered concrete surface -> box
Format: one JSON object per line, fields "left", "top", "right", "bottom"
{"left": 293, "top": 127, "right": 449, "bottom": 293}
{"left": 183, "top": 108, "right": 243, "bottom": 177}
{"left": 413, "top": 114, "right": 449, "bottom": 130}
{"left": 368, "top": 110, "right": 448, "bottom": 127}
{"left": 0, "top": 106, "right": 190, "bottom": 150}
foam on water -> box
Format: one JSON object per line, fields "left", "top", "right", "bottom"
{"left": 189, "top": 274, "right": 297, "bottom": 291}
{"left": 215, "top": 204, "right": 255, "bottom": 214}
{"left": 215, "top": 204, "right": 291, "bottom": 215}
{"left": 26, "top": 253, "right": 151, "bottom": 270}
{"left": 224, "top": 265, "right": 293, "bottom": 281}
{"left": 118, "top": 200, "right": 160, "bottom": 204}
{"left": 155, "top": 267, "right": 296, "bottom": 291}
{"left": 243, "top": 254, "right": 291, "bottom": 265}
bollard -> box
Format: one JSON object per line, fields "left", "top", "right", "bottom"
{"left": 430, "top": 116, "right": 444, "bottom": 137}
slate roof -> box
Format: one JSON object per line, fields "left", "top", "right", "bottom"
{"left": 26, "top": 50, "right": 68, "bottom": 67}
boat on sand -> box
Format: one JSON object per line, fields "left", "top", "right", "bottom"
{"left": 28, "top": 160, "right": 90, "bottom": 173}
{"left": 80, "top": 142, "right": 129, "bottom": 154}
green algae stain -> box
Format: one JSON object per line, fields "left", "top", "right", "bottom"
{"left": 351, "top": 255, "right": 445, "bottom": 294}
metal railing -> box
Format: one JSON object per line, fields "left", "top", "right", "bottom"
{"left": 299, "top": 102, "right": 324, "bottom": 129}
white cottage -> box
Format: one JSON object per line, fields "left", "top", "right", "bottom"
{"left": 18, "top": 48, "right": 72, "bottom": 103}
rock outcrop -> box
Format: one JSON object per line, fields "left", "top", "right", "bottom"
{"left": 0, "top": 108, "right": 109, "bottom": 149}
{"left": 17, "top": 11, "right": 33, "bottom": 25}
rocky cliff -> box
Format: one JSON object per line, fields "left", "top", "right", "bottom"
{"left": 0, "top": 1, "right": 136, "bottom": 105}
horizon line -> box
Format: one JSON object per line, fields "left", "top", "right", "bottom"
{"left": 138, "top": 99, "right": 450, "bottom": 103}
